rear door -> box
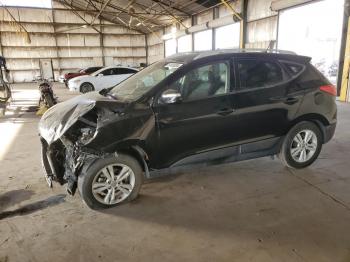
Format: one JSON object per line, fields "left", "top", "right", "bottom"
{"left": 96, "top": 68, "right": 115, "bottom": 89}
{"left": 105, "top": 68, "right": 123, "bottom": 87}
{"left": 97, "top": 68, "right": 126, "bottom": 88}
{"left": 228, "top": 56, "right": 303, "bottom": 143}
{"left": 114, "top": 68, "right": 137, "bottom": 84}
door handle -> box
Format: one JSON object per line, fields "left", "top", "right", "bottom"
{"left": 217, "top": 108, "right": 234, "bottom": 116}
{"left": 283, "top": 97, "right": 299, "bottom": 105}
{"left": 270, "top": 96, "right": 299, "bottom": 105}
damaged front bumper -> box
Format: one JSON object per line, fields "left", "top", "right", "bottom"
{"left": 38, "top": 91, "right": 144, "bottom": 194}
{"left": 38, "top": 92, "right": 111, "bottom": 195}
{"left": 40, "top": 135, "right": 106, "bottom": 195}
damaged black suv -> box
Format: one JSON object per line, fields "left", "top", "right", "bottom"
{"left": 39, "top": 50, "right": 337, "bottom": 209}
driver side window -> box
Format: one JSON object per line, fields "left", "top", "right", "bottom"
{"left": 169, "top": 62, "right": 229, "bottom": 102}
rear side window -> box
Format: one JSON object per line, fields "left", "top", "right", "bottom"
{"left": 101, "top": 69, "right": 114, "bottom": 76}
{"left": 237, "top": 59, "right": 283, "bottom": 89}
{"left": 116, "top": 68, "right": 137, "bottom": 75}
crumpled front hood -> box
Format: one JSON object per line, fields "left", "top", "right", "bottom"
{"left": 39, "top": 92, "right": 120, "bottom": 145}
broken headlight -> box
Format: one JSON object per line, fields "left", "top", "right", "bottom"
{"left": 79, "top": 127, "right": 96, "bottom": 144}
{"left": 65, "top": 110, "right": 98, "bottom": 145}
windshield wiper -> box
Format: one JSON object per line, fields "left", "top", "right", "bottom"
{"left": 99, "top": 88, "right": 118, "bottom": 100}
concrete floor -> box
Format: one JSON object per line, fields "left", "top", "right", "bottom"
{"left": 0, "top": 83, "right": 350, "bottom": 262}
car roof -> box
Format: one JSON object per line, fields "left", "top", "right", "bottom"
{"left": 80, "top": 66, "right": 102, "bottom": 71}
{"left": 93, "top": 66, "right": 138, "bottom": 75}
{"left": 101, "top": 65, "right": 138, "bottom": 70}
{"left": 165, "top": 49, "right": 311, "bottom": 65}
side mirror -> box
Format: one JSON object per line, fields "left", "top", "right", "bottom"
{"left": 160, "top": 89, "right": 182, "bottom": 104}
{"left": 97, "top": 73, "right": 103, "bottom": 77}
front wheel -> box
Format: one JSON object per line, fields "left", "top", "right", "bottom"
{"left": 78, "top": 154, "right": 143, "bottom": 210}
{"left": 80, "top": 83, "right": 94, "bottom": 93}
{"left": 279, "top": 121, "right": 323, "bottom": 169}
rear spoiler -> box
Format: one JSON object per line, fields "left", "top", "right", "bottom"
{"left": 278, "top": 54, "right": 312, "bottom": 64}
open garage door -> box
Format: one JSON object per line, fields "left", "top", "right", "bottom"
{"left": 277, "top": 0, "right": 344, "bottom": 85}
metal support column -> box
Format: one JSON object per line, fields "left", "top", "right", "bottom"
{"left": 340, "top": 17, "right": 350, "bottom": 102}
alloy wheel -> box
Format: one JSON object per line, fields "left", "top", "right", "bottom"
{"left": 290, "top": 129, "right": 318, "bottom": 163}
{"left": 91, "top": 164, "right": 135, "bottom": 205}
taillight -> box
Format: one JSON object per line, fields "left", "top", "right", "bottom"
{"left": 320, "top": 85, "right": 337, "bottom": 96}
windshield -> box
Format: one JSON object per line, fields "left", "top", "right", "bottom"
{"left": 109, "top": 61, "right": 183, "bottom": 100}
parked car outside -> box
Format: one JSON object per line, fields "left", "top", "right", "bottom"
{"left": 59, "top": 67, "right": 103, "bottom": 87}
{"left": 68, "top": 66, "right": 138, "bottom": 93}
{"left": 39, "top": 50, "right": 337, "bottom": 209}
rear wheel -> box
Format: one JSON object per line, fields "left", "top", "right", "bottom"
{"left": 78, "top": 154, "right": 143, "bottom": 210}
{"left": 80, "top": 83, "right": 94, "bottom": 93}
{"left": 279, "top": 121, "right": 323, "bottom": 169}
{"left": 43, "top": 93, "right": 55, "bottom": 107}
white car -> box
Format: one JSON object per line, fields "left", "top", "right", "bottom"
{"left": 68, "top": 66, "right": 138, "bottom": 93}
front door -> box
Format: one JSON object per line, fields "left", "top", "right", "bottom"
{"left": 96, "top": 68, "right": 115, "bottom": 89}
{"left": 153, "top": 61, "right": 234, "bottom": 168}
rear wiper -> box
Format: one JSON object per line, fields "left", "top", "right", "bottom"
{"left": 99, "top": 88, "right": 118, "bottom": 100}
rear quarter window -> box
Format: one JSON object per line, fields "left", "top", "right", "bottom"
{"left": 298, "top": 64, "right": 329, "bottom": 88}
{"left": 288, "top": 63, "right": 327, "bottom": 91}
{"left": 282, "top": 62, "right": 304, "bottom": 75}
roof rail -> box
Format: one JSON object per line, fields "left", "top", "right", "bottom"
{"left": 191, "top": 48, "right": 300, "bottom": 60}
{"left": 237, "top": 48, "right": 297, "bottom": 55}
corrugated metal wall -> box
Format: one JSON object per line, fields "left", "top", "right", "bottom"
{"left": 0, "top": 0, "right": 320, "bottom": 80}
{"left": 146, "top": 31, "right": 164, "bottom": 65}
{"left": 246, "top": 0, "right": 278, "bottom": 49}
{"left": 0, "top": 2, "right": 146, "bottom": 82}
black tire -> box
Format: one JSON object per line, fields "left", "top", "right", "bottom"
{"left": 43, "top": 93, "right": 55, "bottom": 107}
{"left": 40, "top": 140, "right": 55, "bottom": 187}
{"left": 80, "top": 82, "right": 94, "bottom": 93}
{"left": 40, "top": 141, "right": 50, "bottom": 174}
{"left": 78, "top": 154, "right": 143, "bottom": 210}
{"left": 279, "top": 121, "right": 323, "bottom": 169}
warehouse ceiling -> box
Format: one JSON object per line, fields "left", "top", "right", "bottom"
{"left": 54, "top": 0, "right": 224, "bottom": 33}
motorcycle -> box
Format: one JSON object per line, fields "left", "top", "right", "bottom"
{"left": 37, "top": 78, "right": 57, "bottom": 108}
{"left": 0, "top": 56, "right": 11, "bottom": 115}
